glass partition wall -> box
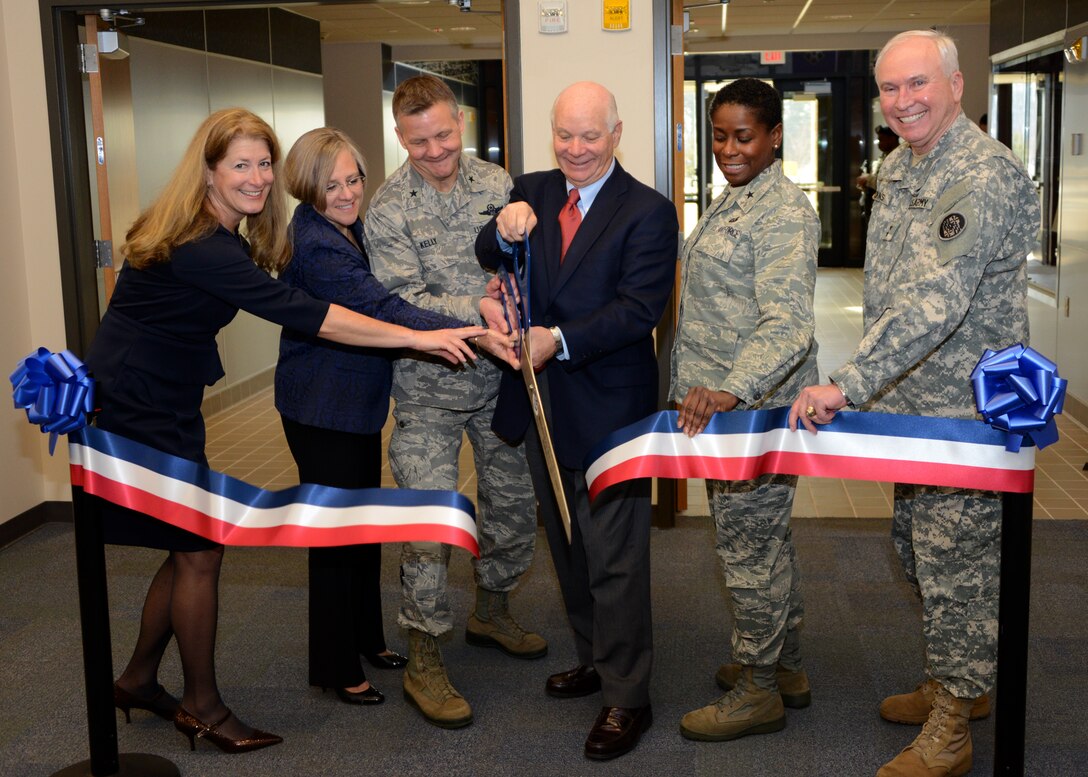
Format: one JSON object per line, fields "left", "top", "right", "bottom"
{"left": 992, "top": 50, "right": 1064, "bottom": 294}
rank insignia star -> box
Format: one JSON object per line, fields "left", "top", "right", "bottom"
{"left": 746, "top": 191, "right": 754, "bottom": 198}
{"left": 409, "top": 189, "right": 418, "bottom": 197}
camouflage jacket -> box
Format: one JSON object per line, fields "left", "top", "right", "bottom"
{"left": 831, "top": 112, "right": 1040, "bottom": 418}
{"left": 670, "top": 160, "right": 820, "bottom": 408}
{"left": 364, "top": 155, "right": 512, "bottom": 411}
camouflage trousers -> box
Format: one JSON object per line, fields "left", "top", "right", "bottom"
{"left": 389, "top": 397, "right": 536, "bottom": 636}
{"left": 707, "top": 471, "right": 804, "bottom": 668}
{"left": 892, "top": 484, "right": 1001, "bottom": 699}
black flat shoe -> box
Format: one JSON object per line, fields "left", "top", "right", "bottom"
{"left": 114, "top": 682, "right": 180, "bottom": 723}
{"left": 325, "top": 685, "right": 385, "bottom": 705}
{"left": 584, "top": 705, "right": 652, "bottom": 761}
{"left": 363, "top": 650, "right": 408, "bottom": 670}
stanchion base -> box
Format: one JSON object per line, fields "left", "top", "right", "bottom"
{"left": 51, "top": 753, "right": 180, "bottom": 777}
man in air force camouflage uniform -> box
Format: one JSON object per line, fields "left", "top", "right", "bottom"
{"left": 791, "top": 30, "right": 1039, "bottom": 777}
{"left": 670, "top": 78, "right": 820, "bottom": 743}
{"left": 364, "top": 75, "right": 542, "bottom": 730}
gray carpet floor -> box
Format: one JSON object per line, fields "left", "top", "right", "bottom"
{"left": 1, "top": 516, "right": 1085, "bottom": 776}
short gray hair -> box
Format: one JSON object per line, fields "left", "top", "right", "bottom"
{"left": 876, "top": 30, "right": 959, "bottom": 77}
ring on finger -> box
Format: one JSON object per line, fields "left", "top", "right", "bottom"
{"left": 805, "top": 405, "right": 818, "bottom": 419}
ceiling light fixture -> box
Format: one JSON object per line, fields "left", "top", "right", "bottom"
{"left": 686, "top": 0, "right": 728, "bottom": 34}
{"left": 792, "top": 0, "right": 814, "bottom": 29}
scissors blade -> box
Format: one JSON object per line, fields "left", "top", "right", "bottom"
{"left": 520, "top": 327, "right": 572, "bottom": 544}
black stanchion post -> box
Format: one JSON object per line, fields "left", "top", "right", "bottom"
{"left": 52, "top": 486, "right": 178, "bottom": 777}
{"left": 993, "top": 490, "right": 1033, "bottom": 776}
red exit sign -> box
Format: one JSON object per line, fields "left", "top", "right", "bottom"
{"left": 760, "top": 50, "right": 786, "bottom": 65}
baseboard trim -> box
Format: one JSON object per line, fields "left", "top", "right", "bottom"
{"left": 0, "top": 501, "right": 73, "bottom": 549}
{"left": 202, "top": 366, "right": 275, "bottom": 418}
{"left": 1064, "top": 391, "right": 1087, "bottom": 430}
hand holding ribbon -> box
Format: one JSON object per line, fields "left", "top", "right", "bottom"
{"left": 10, "top": 347, "right": 94, "bottom": 455}
{"left": 971, "top": 343, "right": 1065, "bottom": 452}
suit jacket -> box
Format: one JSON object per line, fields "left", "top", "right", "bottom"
{"left": 275, "top": 203, "right": 465, "bottom": 435}
{"left": 476, "top": 162, "right": 678, "bottom": 469}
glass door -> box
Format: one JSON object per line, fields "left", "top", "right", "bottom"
{"left": 992, "top": 50, "right": 1064, "bottom": 295}
{"left": 684, "top": 76, "right": 846, "bottom": 263}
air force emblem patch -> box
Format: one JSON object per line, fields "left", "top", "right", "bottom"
{"left": 479, "top": 202, "right": 503, "bottom": 217}
{"left": 938, "top": 213, "right": 966, "bottom": 241}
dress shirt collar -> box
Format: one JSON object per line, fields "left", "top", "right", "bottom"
{"left": 565, "top": 157, "right": 616, "bottom": 216}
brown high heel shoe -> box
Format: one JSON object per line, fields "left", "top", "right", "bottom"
{"left": 173, "top": 707, "right": 283, "bottom": 754}
{"left": 114, "top": 682, "right": 180, "bottom": 723}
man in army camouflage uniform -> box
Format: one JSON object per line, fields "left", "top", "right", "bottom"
{"left": 669, "top": 78, "right": 819, "bottom": 743}
{"left": 364, "top": 75, "right": 543, "bottom": 729}
{"left": 791, "top": 30, "right": 1040, "bottom": 776}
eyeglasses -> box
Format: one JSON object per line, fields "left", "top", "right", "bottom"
{"left": 325, "top": 175, "right": 365, "bottom": 195}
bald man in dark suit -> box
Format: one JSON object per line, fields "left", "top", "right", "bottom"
{"left": 476, "top": 81, "right": 678, "bottom": 761}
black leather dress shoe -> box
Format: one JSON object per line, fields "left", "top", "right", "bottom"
{"left": 584, "top": 705, "right": 652, "bottom": 761}
{"left": 363, "top": 650, "right": 408, "bottom": 670}
{"left": 546, "top": 665, "right": 601, "bottom": 698}
{"left": 325, "top": 685, "right": 384, "bottom": 705}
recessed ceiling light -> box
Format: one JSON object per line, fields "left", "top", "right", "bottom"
{"left": 826, "top": 14, "right": 852, "bottom": 20}
{"left": 450, "top": 26, "right": 476, "bottom": 31}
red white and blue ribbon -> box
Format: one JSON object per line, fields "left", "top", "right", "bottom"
{"left": 11, "top": 347, "right": 479, "bottom": 555}
{"left": 69, "top": 425, "right": 479, "bottom": 554}
{"left": 584, "top": 408, "right": 1036, "bottom": 500}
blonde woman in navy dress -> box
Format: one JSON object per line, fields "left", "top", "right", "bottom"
{"left": 86, "top": 108, "right": 489, "bottom": 753}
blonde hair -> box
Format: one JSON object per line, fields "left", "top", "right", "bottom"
{"left": 285, "top": 127, "right": 367, "bottom": 210}
{"left": 122, "top": 108, "right": 290, "bottom": 272}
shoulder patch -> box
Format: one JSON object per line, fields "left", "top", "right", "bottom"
{"left": 938, "top": 213, "right": 966, "bottom": 241}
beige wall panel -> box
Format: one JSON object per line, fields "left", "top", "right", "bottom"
{"left": 0, "top": 0, "right": 71, "bottom": 522}
{"left": 322, "top": 41, "right": 386, "bottom": 208}
{"left": 516, "top": 0, "right": 658, "bottom": 186}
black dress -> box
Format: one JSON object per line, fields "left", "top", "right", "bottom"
{"left": 84, "top": 226, "right": 329, "bottom": 551}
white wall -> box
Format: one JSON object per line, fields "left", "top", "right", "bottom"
{"left": 515, "top": 0, "right": 658, "bottom": 185}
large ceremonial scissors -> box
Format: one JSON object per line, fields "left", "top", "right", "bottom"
{"left": 497, "top": 241, "right": 572, "bottom": 543}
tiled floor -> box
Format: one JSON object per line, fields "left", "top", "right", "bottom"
{"left": 204, "top": 268, "right": 1088, "bottom": 520}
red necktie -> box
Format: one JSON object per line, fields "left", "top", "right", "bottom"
{"left": 559, "top": 187, "right": 582, "bottom": 262}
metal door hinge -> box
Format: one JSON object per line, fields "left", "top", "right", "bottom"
{"left": 94, "top": 239, "right": 113, "bottom": 269}
{"left": 79, "top": 42, "right": 99, "bottom": 74}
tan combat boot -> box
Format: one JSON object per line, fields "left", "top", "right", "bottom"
{"left": 716, "top": 662, "right": 812, "bottom": 708}
{"left": 880, "top": 678, "right": 991, "bottom": 724}
{"left": 403, "top": 630, "right": 473, "bottom": 728}
{"left": 465, "top": 588, "right": 547, "bottom": 659}
{"left": 878, "top": 683, "right": 973, "bottom": 776}
{"left": 680, "top": 666, "right": 786, "bottom": 742}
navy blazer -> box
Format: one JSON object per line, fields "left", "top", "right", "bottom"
{"left": 275, "top": 203, "right": 465, "bottom": 435}
{"left": 476, "top": 162, "right": 678, "bottom": 469}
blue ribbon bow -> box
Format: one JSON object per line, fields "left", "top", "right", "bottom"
{"left": 971, "top": 344, "right": 1065, "bottom": 452}
{"left": 10, "top": 347, "right": 95, "bottom": 454}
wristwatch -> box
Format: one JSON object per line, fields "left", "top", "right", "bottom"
{"left": 549, "top": 326, "right": 565, "bottom": 358}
